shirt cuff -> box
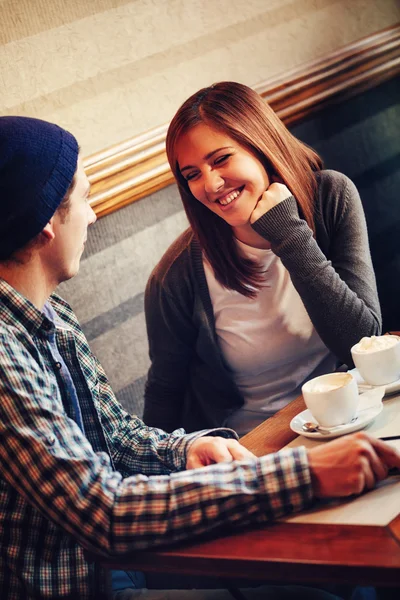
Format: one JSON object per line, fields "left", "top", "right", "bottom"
{"left": 169, "top": 427, "right": 239, "bottom": 471}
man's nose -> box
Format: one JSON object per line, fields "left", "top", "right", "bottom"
{"left": 88, "top": 204, "right": 97, "bottom": 225}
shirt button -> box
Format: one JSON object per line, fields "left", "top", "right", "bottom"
{"left": 54, "top": 362, "right": 62, "bottom": 370}
{"left": 47, "top": 435, "right": 56, "bottom": 446}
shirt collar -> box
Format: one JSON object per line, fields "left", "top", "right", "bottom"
{"left": 0, "top": 278, "right": 55, "bottom": 336}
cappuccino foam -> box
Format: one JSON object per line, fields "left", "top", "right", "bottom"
{"left": 353, "top": 335, "right": 398, "bottom": 354}
{"left": 307, "top": 372, "right": 351, "bottom": 393}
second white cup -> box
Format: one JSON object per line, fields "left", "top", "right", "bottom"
{"left": 302, "top": 372, "right": 359, "bottom": 427}
{"left": 351, "top": 335, "right": 400, "bottom": 386}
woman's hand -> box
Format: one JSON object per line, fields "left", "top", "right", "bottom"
{"left": 307, "top": 432, "right": 400, "bottom": 498}
{"left": 186, "top": 436, "right": 256, "bottom": 469}
{"left": 250, "top": 182, "right": 292, "bottom": 224}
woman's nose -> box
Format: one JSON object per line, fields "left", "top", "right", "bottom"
{"left": 204, "top": 170, "right": 224, "bottom": 195}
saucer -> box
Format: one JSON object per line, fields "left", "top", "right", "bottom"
{"left": 290, "top": 403, "right": 383, "bottom": 440}
{"left": 349, "top": 368, "right": 400, "bottom": 395}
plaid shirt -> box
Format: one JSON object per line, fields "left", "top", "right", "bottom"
{"left": 0, "top": 279, "right": 313, "bottom": 599}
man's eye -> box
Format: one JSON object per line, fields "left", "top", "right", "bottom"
{"left": 214, "top": 154, "right": 231, "bottom": 165}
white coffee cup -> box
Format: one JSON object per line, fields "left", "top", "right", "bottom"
{"left": 301, "top": 372, "right": 359, "bottom": 427}
{"left": 351, "top": 335, "right": 400, "bottom": 386}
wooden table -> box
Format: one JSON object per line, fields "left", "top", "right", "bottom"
{"left": 95, "top": 394, "right": 400, "bottom": 588}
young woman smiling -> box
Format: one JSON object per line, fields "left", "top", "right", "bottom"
{"left": 143, "top": 81, "right": 382, "bottom": 436}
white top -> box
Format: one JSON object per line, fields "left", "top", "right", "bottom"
{"left": 203, "top": 239, "right": 338, "bottom": 435}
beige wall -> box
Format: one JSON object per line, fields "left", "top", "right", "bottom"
{"left": 1, "top": 0, "right": 399, "bottom": 157}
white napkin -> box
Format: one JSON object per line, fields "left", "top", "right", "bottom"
{"left": 357, "top": 386, "right": 386, "bottom": 412}
{"left": 351, "top": 369, "right": 381, "bottom": 393}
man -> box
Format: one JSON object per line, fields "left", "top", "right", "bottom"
{"left": 0, "top": 116, "right": 398, "bottom": 600}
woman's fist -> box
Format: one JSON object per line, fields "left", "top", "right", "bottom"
{"left": 250, "top": 182, "right": 292, "bottom": 224}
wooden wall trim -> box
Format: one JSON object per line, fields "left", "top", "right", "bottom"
{"left": 85, "top": 24, "right": 400, "bottom": 219}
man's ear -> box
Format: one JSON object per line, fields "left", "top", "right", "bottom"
{"left": 41, "top": 218, "right": 56, "bottom": 241}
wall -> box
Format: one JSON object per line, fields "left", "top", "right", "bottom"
{"left": 1, "top": 0, "right": 399, "bottom": 156}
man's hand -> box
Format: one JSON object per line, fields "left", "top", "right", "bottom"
{"left": 250, "top": 182, "right": 292, "bottom": 224}
{"left": 308, "top": 432, "right": 400, "bottom": 498}
{"left": 186, "top": 436, "right": 256, "bottom": 469}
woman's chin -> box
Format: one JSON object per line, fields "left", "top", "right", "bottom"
{"left": 228, "top": 216, "right": 254, "bottom": 230}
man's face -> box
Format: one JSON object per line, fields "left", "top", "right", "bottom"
{"left": 47, "top": 156, "right": 96, "bottom": 284}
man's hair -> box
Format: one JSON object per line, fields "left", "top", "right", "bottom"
{"left": 166, "top": 81, "right": 323, "bottom": 297}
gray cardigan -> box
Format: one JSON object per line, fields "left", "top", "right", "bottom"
{"left": 143, "top": 170, "right": 382, "bottom": 432}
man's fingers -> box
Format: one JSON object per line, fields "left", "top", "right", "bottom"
{"left": 351, "top": 434, "right": 389, "bottom": 489}
{"left": 355, "top": 432, "right": 400, "bottom": 471}
{"left": 186, "top": 456, "right": 203, "bottom": 469}
{"left": 361, "top": 457, "right": 377, "bottom": 492}
{"left": 353, "top": 435, "right": 389, "bottom": 485}
{"left": 208, "top": 442, "right": 235, "bottom": 464}
{"left": 367, "top": 447, "right": 389, "bottom": 483}
{"left": 369, "top": 436, "right": 400, "bottom": 469}
{"left": 186, "top": 438, "right": 257, "bottom": 470}
{"left": 226, "top": 441, "right": 256, "bottom": 461}
{"left": 307, "top": 432, "right": 398, "bottom": 499}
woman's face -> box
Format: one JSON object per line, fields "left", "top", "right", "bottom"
{"left": 176, "top": 123, "right": 270, "bottom": 229}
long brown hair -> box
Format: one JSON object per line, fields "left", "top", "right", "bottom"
{"left": 166, "top": 81, "right": 322, "bottom": 297}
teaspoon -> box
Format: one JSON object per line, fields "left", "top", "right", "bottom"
{"left": 302, "top": 417, "right": 357, "bottom": 434}
{"left": 302, "top": 422, "right": 330, "bottom": 434}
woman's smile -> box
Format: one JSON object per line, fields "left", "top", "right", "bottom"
{"left": 213, "top": 186, "right": 245, "bottom": 209}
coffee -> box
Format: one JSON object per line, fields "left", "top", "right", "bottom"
{"left": 307, "top": 372, "right": 351, "bottom": 393}
{"left": 352, "top": 335, "right": 398, "bottom": 353}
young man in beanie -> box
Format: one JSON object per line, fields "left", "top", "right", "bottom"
{"left": 0, "top": 116, "right": 399, "bottom": 600}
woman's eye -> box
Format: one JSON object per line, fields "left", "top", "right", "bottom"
{"left": 185, "top": 171, "right": 199, "bottom": 182}
{"left": 214, "top": 154, "right": 231, "bottom": 166}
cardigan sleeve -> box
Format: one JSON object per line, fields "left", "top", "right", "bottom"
{"left": 143, "top": 252, "right": 197, "bottom": 432}
{"left": 251, "top": 171, "right": 381, "bottom": 367}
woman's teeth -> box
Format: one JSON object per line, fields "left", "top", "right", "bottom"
{"left": 218, "top": 189, "right": 241, "bottom": 205}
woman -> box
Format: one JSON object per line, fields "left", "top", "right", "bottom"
{"left": 143, "top": 81, "right": 381, "bottom": 435}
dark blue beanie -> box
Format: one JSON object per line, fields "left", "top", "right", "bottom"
{"left": 0, "top": 116, "right": 79, "bottom": 259}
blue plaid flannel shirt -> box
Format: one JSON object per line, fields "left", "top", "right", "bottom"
{"left": 0, "top": 279, "right": 313, "bottom": 599}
